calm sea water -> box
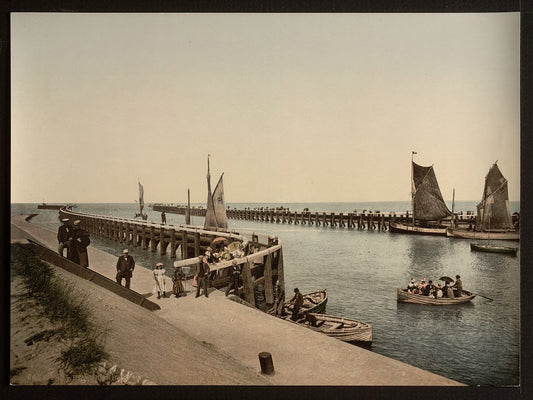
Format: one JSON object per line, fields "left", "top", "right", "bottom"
{"left": 11, "top": 201, "right": 520, "bottom": 386}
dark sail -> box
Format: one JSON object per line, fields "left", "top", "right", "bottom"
{"left": 412, "top": 162, "right": 452, "bottom": 221}
{"left": 475, "top": 162, "right": 513, "bottom": 231}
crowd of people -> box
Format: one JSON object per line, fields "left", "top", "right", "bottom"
{"left": 406, "top": 275, "right": 463, "bottom": 298}
{"left": 58, "top": 218, "right": 256, "bottom": 302}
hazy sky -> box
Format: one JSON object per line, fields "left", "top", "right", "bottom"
{"left": 11, "top": 13, "right": 520, "bottom": 204}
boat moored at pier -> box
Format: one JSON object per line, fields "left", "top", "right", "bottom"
{"left": 305, "top": 313, "right": 373, "bottom": 344}
{"left": 397, "top": 288, "right": 475, "bottom": 305}
{"left": 272, "top": 289, "right": 328, "bottom": 317}
{"left": 470, "top": 243, "right": 518, "bottom": 255}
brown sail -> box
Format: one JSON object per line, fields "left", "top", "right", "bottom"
{"left": 412, "top": 162, "right": 452, "bottom": 221}
{"left": 475, "top": 162, "right": 513, "bottom": 231}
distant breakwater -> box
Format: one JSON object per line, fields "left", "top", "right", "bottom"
{"left": 151, "top": 204, "right": 476, "bottom": 231}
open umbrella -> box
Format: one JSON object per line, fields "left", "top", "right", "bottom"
{"left": 439, "top": 276, "right": 455, "bottom": 284}
{"left": 211, "top": 237, "right": 228, "bottom": 245}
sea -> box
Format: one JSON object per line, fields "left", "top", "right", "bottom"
{"left": 10, "top": 201, "right": 520, "bottom": 386}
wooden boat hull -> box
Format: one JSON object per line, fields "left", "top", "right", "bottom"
{"left": 389, "top": 221, "right": 447, "bottom": 236}
{"left": 306, "top": 313, "right": 373, "bottom": 343}
{"left": 446, "top": 228, "right": 519, "bottom": 241}
{"left": 470, "top": 243, "right": 518, "bottom": 255}
{"left": 397, "top": 288, "right": 475, "bottom": 305}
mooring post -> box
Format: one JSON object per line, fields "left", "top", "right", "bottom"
{"left": 241, "top": 259, "right": 255, "bottom": 306}
{"left": 258, "top": 352, "right": 275, "bottom": 375}
{"left": 264, "top": 252, "right": 274, "bottom": 304}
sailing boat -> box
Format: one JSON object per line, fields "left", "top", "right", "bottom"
{"left": 203, "top": 155, "right": 228, "bottom": 231}
{"left": 134, "top": 180, "right": 148, "bottom": 220}
{"left": 389, "top": 153, "right": 452, "bottom": 236}
{"left": 447, "top": 161, "right": 519, "bottom": 241}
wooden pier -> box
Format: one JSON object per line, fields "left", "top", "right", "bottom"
{"left": 151, "top": 204, "right": 477, "bottom": 231}
{"left": 58, "top": 209, "right": 284, "bottom": 309}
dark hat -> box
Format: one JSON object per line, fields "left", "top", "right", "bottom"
{"left": 456, "top": 275, "right": 460, "bottom": 278}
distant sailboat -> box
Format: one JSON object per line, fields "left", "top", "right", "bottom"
{"left": 204, "top": 155, "right": 228, "bottom": 231}
{"left": 389, "top": 152, "right": 452, "bottom": 236}
{"left": 447, "top": 161, "right": 519, "bottom": 241}
{"left": 134, "top": 180, "right": 148, "bottom": 220}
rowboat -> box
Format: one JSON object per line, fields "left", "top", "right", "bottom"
{"left": 305, "top": 313, "right": 373, "bottom": 344}
{"left": 271, "top": 289, "right": 328, "bottom": 317}
{"left": 470, "top": 243, "right": 518, "bottom": 255}
{"left": 397, "top": 288, "right": 475, "bottom": 305}
{"left": 447, "top": 228, "right": 519, "bottom": 241}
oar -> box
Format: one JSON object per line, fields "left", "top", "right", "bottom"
{"left": 472, "top": 292, "right": 493, "bottom": 301}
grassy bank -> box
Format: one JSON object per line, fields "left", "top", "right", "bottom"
{"left": 10, "top": 243, "right": 109, "bottom": 381}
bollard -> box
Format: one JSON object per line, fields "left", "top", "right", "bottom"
{"left": 258, "top": 352, "right": 275, "bottom": 375}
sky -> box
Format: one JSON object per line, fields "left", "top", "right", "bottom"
{"left": 11, "top": 12, "right": 520, "bottom": 204}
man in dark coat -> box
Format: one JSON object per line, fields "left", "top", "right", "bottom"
{"left": 290, "top": 288, "right": 304, "bottom": 321}
{"left": 68, "top": 220, "right": 91, "bottom": 267}
{"left": 195, "top": 256, "right": 210, "bottom": 298}
{"left": 57, "top": 218, "right": 72, "bottom": 257}
{"left": 225, "top": 260, "right": 241, "bottom": 297}
{"left": 453, "top": 275, "right": 463, "bottom": 297}
{"left": 116, "top": 249, "right": 135, "bottom": 289}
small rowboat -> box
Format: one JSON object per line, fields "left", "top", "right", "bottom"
{"left": 305, "top": 313, "right": 373, "bottom": 344}
{"left": 470, "top": 243, "right": 518, "bottom": 255}
{"left": 270, "top": 289, "right": 327, "bottom": 316}
{"left": 397, "top": 288, "right": 475, "bottom": 305}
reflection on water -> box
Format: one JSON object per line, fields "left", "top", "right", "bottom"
{"left": 11, "top": 203, "right": 520, "bottom": 386}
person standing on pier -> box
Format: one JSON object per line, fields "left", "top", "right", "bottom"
{"left": 225, "top": 260, "right": 241, "bottom": 297}
{"left": 195, "top": 256, "right": 210, "bottom": 298}
{"left": 289, "top": 288, "right": 304, "bottom": 321}
{"left": 116, "top": 249, "right": 135, "bottom": 289}
{"left": 68, "top": 220, "right": 91, "bottom": 268}
{"left": 153, "top": 262, "right": 167, "bottom": 299}
{"left": 161, "top": 211, "right": 166, "bottom": 224}
{"left": 172, "top": 265, "right": 185, "bottom": 298}
{"left": 57, "top": 218, "right": 72, "bottom": 257}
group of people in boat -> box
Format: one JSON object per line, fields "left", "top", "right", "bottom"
{"left": 406, "top": 275, "right": 463, "bottom": 298}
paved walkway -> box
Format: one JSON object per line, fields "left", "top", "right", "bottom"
{"left": 11, "top": 215, "right": 463, "bottom": 385}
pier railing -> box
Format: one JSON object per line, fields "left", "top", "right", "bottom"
{"left": 58, "top": 208, "right": 284, "bottom": 308}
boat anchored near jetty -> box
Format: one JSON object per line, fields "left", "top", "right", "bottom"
{"left": 305, "top": 313, "right": 373, "bottom": 344}
{"left": 470, "top": 243, "right": 518, "bottom": 256}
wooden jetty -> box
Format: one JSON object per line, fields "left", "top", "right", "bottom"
{"left": 151, "top": 204, "right": 477, "bottom": 231}
{"left": 58, "top": 208, "right": 284, "bottom": 309}
{"left": 38, "top": 203, "right": 71, "bottom": 210}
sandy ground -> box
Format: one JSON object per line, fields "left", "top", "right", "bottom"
{"left": 10, "top": 215, "right": 463, "bottom": 386}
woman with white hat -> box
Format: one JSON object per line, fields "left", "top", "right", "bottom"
{"left": 153, "top": 262, "right": 167, "bottom": 299}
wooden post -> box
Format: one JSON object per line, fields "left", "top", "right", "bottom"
{"left": 330, "top": 213, "right": 335, "bottom": 228}
{"left": 242, "top": 259, "right": 255, "bottom": 307}
{"left": 194, "top": 232, "right": 201, "bottom": 257}
{"left": 264, "top": 252, "right": 274, "bottom": 304}
{"left": 181, "top": 232, "right": 188, "bottom": 258}
{"left": 170, "top": 230, "right": 176, "bottom": 258}
{"left": 160, "top": 227, "right": 166, "bottom": 255}
{"left": 150, "top": 226, "right": 157, "bottom": 252}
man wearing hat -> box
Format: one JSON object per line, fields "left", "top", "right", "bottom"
{"left": 116, "top": 249, "right": 135, "bottom": 289}
{"left": 57, "top": 218, "right": 72, "bottom": 257}
{"left": 195, "top": 255, "right": 210, "bottom": 298}
{"left": 452, "top": 275, "right": 463, "bottom": 297}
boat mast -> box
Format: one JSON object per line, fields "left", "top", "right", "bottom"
{"left": 452, "top": 188, "right": 455, "bottom": 228}
{"left": 411, "top": 151, "right": 416, "bottom": 226}
{"left": 186, "top": 188, "right": 191, "bottom": 225}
